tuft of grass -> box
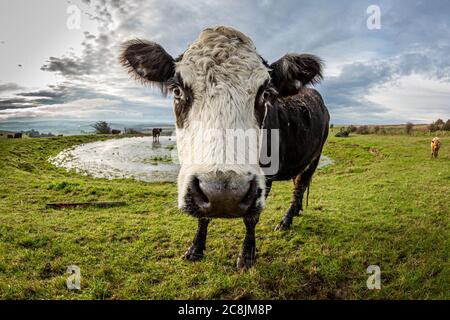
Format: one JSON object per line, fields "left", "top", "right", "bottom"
{"left": 143, "top": 155, "right": 173, "bottom": 165}
{"left": 0, "top": 134, "right": 448, "bottom": 299}
{"left": 165, "top": 144, "right": 176, "bottom": 151}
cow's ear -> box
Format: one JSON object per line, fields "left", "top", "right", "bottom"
{"left": 269, "top": 54, "right": 323, "bottom": 97}
{"left": 120, "top": 39, "right": 175, "bottom": 95}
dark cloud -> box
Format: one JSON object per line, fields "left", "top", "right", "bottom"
{"left": 0, "top": 98, "right": 39, "bottom": 110}
{"left": 0, "top": 85, "right": 69, "bottom": 110}
{"left": 0, "top": 82, "right": 128, "bottom": 113}
{"left": 40, "top": 56, "right": 94, "bottom": 76}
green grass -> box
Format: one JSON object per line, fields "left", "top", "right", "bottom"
{"left": 0, "top": 133, "right": 448, "bottom": 300}
{"left": 143, "top": 155, "right": 173, "bottom": 165}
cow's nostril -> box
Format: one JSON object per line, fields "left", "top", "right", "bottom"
{"left": 189, "top": 177, "right": 210, "bottom": 209}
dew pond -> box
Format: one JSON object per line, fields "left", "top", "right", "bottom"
{"left": 50, "top": 137, "right": 333, "bottom": 182}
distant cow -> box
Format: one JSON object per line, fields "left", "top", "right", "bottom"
{"left": 121, "top": 26, "right": 329, "bottom": 268}
{"left": 152, "top": 128, "right": 162, "bottom": 142}
{"left": 111, "top": 129, "right": 121, "bottom": 135}
{"left": 13, "top": 132, "right": 22, "bottom": 139}
{"left": 431, "top": 137, "right": 441, "bottom": 158}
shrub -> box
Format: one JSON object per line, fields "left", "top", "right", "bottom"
{"left": 435, "top": 119, "right": 445, "bottom": 129}
{"left": 428, "top": 122, "right": 438, "bottom": 132}
{"left": 92, "top": 121, "right": 111, "bottom": 134}
{"left": 347, "top": 125, "right": 357, "bottom": 133}
{"left": 356, "top": 125, "right": 370, "bottom": 134}
{"left": 405, "top": 122, "right": 414, "bottom": 135}
{"left": 443, "top": 119, "right": 450, "bottom": 131}
{"left": 335, "top": 131, "right": 349, "bottom": 138}
{"left": 124, "top": 128, "right": 142, "bottom": 134}
{"left": 373, "top": 126, "right": 380, "bottom": 134}
{"left": 335, "top": 127, "right": 349, "bottom": 138}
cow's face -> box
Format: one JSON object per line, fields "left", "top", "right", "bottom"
{"left": 121, "top": 26, "right": 322, "bottom": 217}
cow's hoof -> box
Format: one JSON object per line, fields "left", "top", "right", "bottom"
{"left": 182, "top": 247, "right": 204, "bottom": 261}
{"left": 237, "top": 252, "right": 255, "bottom": 269}
{"left": 274, "top": 220, "right": 291, "bottom": 231}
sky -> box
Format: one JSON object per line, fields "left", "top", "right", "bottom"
{"left": 0, "top": 0, "right": 449, "bottom": 127}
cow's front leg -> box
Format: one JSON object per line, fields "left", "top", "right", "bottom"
{"left": 183, "top": 218, "right": 210, "bottom": 261}
{"left": 237, "top": 215, "right": 259, "bottom": 269}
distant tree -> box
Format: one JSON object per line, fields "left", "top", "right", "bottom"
{"left": 92, "top": 121, "right": 111, "bottom": 134}
{"left": 435, "top": 119, "right": 445, "bottom": 130}
{"left": 405, "top": 122, "right": 414, "bottom": 135}
{"left": 356, "top": 125, "right": 370, "bottom": 134}
{"left": 124, "top": 128, "right": 142, "bottom": 134}
{"left": 330, "top": 124, "right": 334, "bottom": 129}
{"left": 443, "top": 119, "right": 450, "bottom": 131}
{"left": 26, "top": 129, "right": 40, "bottom": 138}
{"left": 428, "top": 122, "right": 438, "bottom": 132}
{"left": 347, "top": 125, "right": 357, "bottom": 133}
{"left": 373, "top": 126, "right": 380, "bottom": 134}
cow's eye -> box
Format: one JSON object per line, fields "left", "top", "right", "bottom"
{"left": 173, "top": 87, "right": 182, "bottom": 99}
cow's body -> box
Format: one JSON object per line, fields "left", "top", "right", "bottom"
{"left": 152, "top": 128, "right": 162, "bottom": 142}
{"left": 121, "top": 26, "right": 329, "bottom": 268}
{"left": 431, "top": 137, "right": 441, "bottom": 158}
{"left": 264, "top": 88, "right": 329, "bottom": 181}
{"left": 262, "top": 88, "right": 329, "bottom": 230}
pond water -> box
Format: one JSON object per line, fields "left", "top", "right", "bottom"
{"left": 49, "top": 137, "right": 333, "bottom": 183}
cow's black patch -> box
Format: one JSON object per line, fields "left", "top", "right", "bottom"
{"left": 269, "top": 54, "right": 323, "bottom": 97}
{"left": 120, "top": 39, "right": 176, "bottom": 95}
{"left": 168, "top": 73, "right": 194, "bottom": 129}
{"left": 261, "top": 87, "right": 329, "bottom": 181}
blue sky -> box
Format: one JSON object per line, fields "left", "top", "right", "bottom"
{"left": 0, "top": 0, "right": 449, "bottom": 125}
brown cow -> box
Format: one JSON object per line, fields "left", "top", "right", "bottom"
{"left": 431, "top": 137, "right": 441, "bottom": 158}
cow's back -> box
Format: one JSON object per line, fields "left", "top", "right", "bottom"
{"left": 262, "top": 88, "right": 329, "bottom": 181}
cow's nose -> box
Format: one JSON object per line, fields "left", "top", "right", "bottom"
{"left": 188, "top": 171, "right": 261, "bottom": 217}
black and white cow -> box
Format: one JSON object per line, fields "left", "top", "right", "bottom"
{"left": 121, "top": 26, "right": 329, "bottom": 268}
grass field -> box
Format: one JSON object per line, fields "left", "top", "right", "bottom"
{"left": 0, "top": 132, "right": 448, "bottom": 299}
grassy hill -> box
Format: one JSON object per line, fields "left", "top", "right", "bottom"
{"left": 0, "top": 132, "right": 448, "bottom": 299}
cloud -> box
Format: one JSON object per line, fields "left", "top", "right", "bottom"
{"left": 0, "top": 82, "right": 23, "bottom": 93}
{"left": 319, "top": 47, "right": 450, "bottom": 123}
{"left": 0, "top": 98, "right": 141, "bottom": 121}
{"left": 1, "top": 0, "right": 450, "bottom": 124}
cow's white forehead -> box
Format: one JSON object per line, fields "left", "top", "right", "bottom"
{"left": 175, "top": 26, "right": 269, "bottom": 96}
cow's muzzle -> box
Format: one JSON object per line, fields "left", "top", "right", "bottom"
{"left": 184, "top": 171, "right": 263, "bottom": 218}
